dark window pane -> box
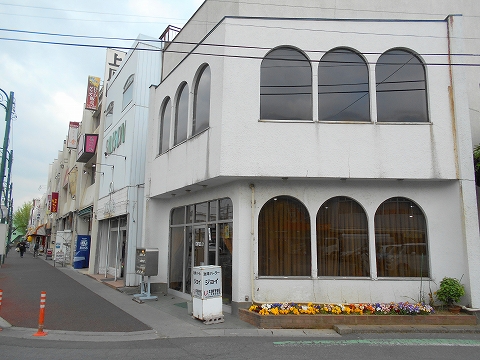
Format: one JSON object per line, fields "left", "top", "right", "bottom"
{"left": 375, "top": 197, "right": 429, "bottom": 277}
{"left": 169, "top": 227, "right": 184, "bottom": 291}
{"left": 260, "top": 47, "right": 312, "bottom": 120}
{"left": 219, "top": 222, "right": 233, "bottom": 304}
{"left": 316, "top": 197, "right": 369, "bottom": 276}
{"left": 171, "top": 207, "right": 185, "bottom": 225}
{"left": 219, "top": 198, "right": 233, "bottom": 220}
{"left": 187, "top": 205, "right": 194, "bottom": 223}
{"left": 376, "top": 49, "right": 428, "bottom": 122}
{"left": 318, "top": 49, "right": 370, "bottom": 121}
{"left": 185, "top": 227, "right": 193, "bottom": 293}
{"left": 193, "top": 65, "right": 210, "bottom": 135}
{"left": 159, "top": 97, "right": 171, "bottom": 154}
{"left": 209, "top": 200, "right": 217, "bottom": 222}
{"left": 175, "top": 83, "right": 189, "bottom": 144}
{"left": 195, "top": 202, "right": 208, "bottom": 223}
{"left": 258, "top": 196, "right": 311, "bottom": 276}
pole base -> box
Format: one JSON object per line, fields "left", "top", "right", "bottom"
{"left": 33, "top": 330, "right": 48, "bottom": 337}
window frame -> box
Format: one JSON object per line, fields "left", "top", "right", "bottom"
{"left": 122, "top": 74, "right": 135, "bottom": 111}
{"left": 260, "top": 46, "right": 313, "bottom": 121}
{"left": 159, "top": 97, "right": 171, "bottom": 154}
{"left": 318, "top": 47, "right": 370, "bottom": 122}
{"left": 174, "top": 82, "right": 189, "bottom": 145}
{"left": 192, "top": 64, "right": 211, "bottom": 136}
{"left": 258, "top": 195, "right": 312, "bottom": 277}
{"left": 375, "top": 48, "right": 429, "bottom": 123}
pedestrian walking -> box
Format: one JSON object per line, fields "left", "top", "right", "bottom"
{"left": 16, "top": 240, "right": 27, "bottom": 258}
{"left": 33, "top": 239, "right": 40, "bottom": 258}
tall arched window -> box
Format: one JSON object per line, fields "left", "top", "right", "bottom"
{"left": 318, "top": 48, "right": 370, "bottom": 121}
{"left": 376, "top": 49, "right": 428, "bottom": 122}
{"left": 316, "top": 197, "right": 369, "bottom": 277}
{"left": 260, "top": 47, "right": 312, "bottom": 120}
{"left": 258, "top": 196, "right": 311, "bottom": 276}
{"left": 193, "top": 65, "right": 211, "bottom": 135}
{"left": 122, "top": 74, "right": 134, "bottom": 110}
{"left": 159, "top": 97, "right": 171, "bottom": 154}
{"left": 375, "top": 197, "right": 429, "bottom": 277}
{"left": 174, "top": 82, "right": 189, "bottom": 145}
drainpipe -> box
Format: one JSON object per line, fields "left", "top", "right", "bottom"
{"left": 250, "top": 184, "right": 257, "bottom": 304}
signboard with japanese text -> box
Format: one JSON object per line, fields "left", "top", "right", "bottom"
{"left": 85, "top": 76, "right": 100, "bottom": 110}
{"left": 192, "top": 265, "right": 222, "bottom": 299}
{"left": 104, "top": 49, "right": 126, "bottom": 96}
{"left": 67, "top": 121, "right": 79, "bottom": 149}
{"left": 51, "top": 192, "right": 58, "bottom": 213}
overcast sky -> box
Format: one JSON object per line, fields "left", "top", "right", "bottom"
{"left": 0, "top": 0, "right": 203, "bottom": 211}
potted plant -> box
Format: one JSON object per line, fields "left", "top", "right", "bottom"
{"left": 436, "top": 277, "right": 465, "bottom": 313}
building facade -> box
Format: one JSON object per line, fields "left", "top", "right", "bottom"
{"left": 89, "top": 38, "right": 162, "bottom": 286}
{"left": 144, "top": 0, "right": 480, "bottom": 314}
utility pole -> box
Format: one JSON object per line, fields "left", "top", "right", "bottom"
{"left": 0, "top": 89, "right": 14, "bottom": 219}
{"left": 0, "top": 88, "right": 14, "bottom": 264}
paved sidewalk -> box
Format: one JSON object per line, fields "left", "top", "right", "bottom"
{"left": 2, "top": 251, "right": 480, "bottom": 342}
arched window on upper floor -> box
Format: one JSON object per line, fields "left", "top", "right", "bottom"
{"left": 317, "top": 197, "right": 369, "bottom": 277}
{"left": 260, "top": 47, "right": 312, "bottom": 120}
{"left": 122, "top": 74, "right": 134, "bottom": 110}
{"left": 375, "top": 197, "right": 429, "bottom": 277}
{"left": 258, "top": 196, "right": 311, "bottom": 276}
{"left": 318, "top": 48, "right": 370, "bottom": 121}
{"left": 376, "top": 49, "right": 428, "bottom": 122}
{"left": 174, "top": 82, "right": 189, "bottom": 145}
{"left": 104, "top": 101, "right": 114, "bottom": 130}
{"left": 192, "top": 65, "right": 211, "bottom": 136}
{"left": 159, "top": 97, "right": 171, "bottom": 154}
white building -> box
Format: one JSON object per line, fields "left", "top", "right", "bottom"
{"left": 89, "top": 37, "right": 162, "bottom": 286}
{"left": 144, "top": 0, "right": 480, "bottom": 314}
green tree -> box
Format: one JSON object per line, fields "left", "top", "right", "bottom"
{"left": 13, "top": 201, "right": 32, "bottom": 234}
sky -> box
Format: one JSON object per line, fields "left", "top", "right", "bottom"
{"left": 0, "top": 0, "right": 204, "bottom": 211}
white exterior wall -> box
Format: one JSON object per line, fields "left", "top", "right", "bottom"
{"left": 95, "top": 38, "right": 162, "bottom": 286}
{"left": 146, "top": 13, "right": 480, "bottom": 306}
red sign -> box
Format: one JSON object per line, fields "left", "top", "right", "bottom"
{"left": 85, "top": 76, "right": 100, "bottom": 110}
{"left": 51, "top": 192, "right": 59, "bottom": 213}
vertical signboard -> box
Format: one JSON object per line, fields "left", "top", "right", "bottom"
{"left": 67, "top": 121, "right": 79, "bottom": 149}
{"left": 73, "top": 235, "right": 91, "bottom": 269}
{"left": 85, "top": 76, "right": 100, "bottom": 110}
{"left": 51, "top": 192, "right": 58, "bottom": 213}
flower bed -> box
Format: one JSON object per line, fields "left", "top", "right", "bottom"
{"left": 239, "top": 302, "right": 476, "bottom": 329}
{"left": 249, "top": 302, "right": 435, "bottom": 316}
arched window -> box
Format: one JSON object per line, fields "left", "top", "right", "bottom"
{"left": 193, "top": 65, "right": 211, "bottom": 135}
{"left": 260, "top": 47, "right": 312, "bottom": 120}
{"left": 159, "top": 97, "right": 171, "bottom": 154}
{"left": 174, "top": 82, "right": 189, "bottom": 145}
{"left": 122, "top": 74, "right": 134, "bottom": 110}
{"left": 316, "top": 197, "right": 369, "bottom": 277}
{"left": 104, "top": 101, "right": 114, "bottom": 129}
{"left": 375, "top": 197, "right": 429, "bottom": 277}
{"left": 318, "top": 48, "right": 370, "bottom": 121}
{"left": 376, "top": 49, "right": 428, "bottom": 122}
{"left": 258, "top": 196, "right": 311, "bottom": 276}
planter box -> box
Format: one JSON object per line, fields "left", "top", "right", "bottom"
{"left": 239, "top": 308, "right": 477, "bottom": 329}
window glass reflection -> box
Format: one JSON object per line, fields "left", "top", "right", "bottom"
{"left": 375, "top": 197, "right": 429, "bottom": 277}
{"left": 316, "top": 197, "right": 369, "bottom": 277}
{"left": 318, "top": 49, "right": 370, "bottom": 121}
{"left": 376, "top": 49, "right": 428, "bottom": 122}
{"left": 175, "top": 83, "right": 189, "bottom": 144}
{"left": 159, "top": 97, "right": 171, "bottom": 154}
{"left": 260, "top": 47, "right": 312, "bottom": 120}
{"left": 193, "top": 65, "right": 211, "bottom": 135}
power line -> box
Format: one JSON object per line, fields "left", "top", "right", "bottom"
{"left": 0, "top": 2, "right": 189, "bottom": 21}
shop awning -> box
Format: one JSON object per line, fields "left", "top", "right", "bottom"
{"left": 27, "top": 224, "right": 46, "bottom": 236}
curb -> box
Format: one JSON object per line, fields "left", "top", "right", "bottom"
{"left": 333, "top": 324, "right": 480, "bottom": 335}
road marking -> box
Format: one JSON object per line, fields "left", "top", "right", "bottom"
{"left": 274, "top": 339, "right": 480, "bottom": 347}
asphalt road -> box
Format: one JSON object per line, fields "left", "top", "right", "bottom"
{"left": 2, "top": 332, "right": 480, "bottom": 360}
{"left": 0, "top": 250, "right": 150, "bottom": 332}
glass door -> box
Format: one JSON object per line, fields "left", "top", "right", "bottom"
{"left": 193, "top": 226, "right": 206, "bottom": 266}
